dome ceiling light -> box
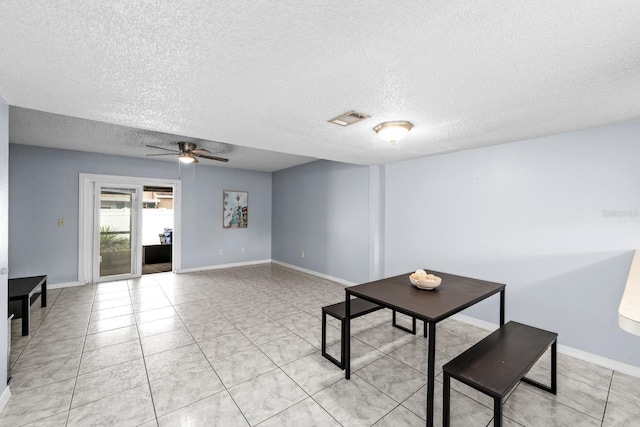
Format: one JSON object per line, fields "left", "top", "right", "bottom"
{"left": 373, "top": 121, "right": 413, "bottom": 144}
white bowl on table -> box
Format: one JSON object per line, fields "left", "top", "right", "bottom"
{"left": 409, "top": 272, "right": 442, "bottom": 290}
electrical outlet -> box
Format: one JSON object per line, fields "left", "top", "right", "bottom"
{"left": 301, "top": 251, "right": 304, "bottom": 258}
{"left": 242, "top": 247, "right": 245, "bottom": 253}
{"left": 219, "top": 249, "right": 224, "bottom": 255}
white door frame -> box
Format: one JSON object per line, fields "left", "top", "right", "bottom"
{"left": 79, "top": 173, "right": 182, "bottom": 284}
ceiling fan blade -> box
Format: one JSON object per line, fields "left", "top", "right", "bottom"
{"left": 194, "top": 153, "right": 229, "bottom": 163}
{"left": 191, "top": 148, "right": 211, "bottom": 155}
{"left": 146, "top": 144, "right": 180, "bottom": 153}
{"left": 146, "top": 153, "right": 176, "bottom": 156}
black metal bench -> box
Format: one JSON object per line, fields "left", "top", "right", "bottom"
{"left": 442, "top": 321, "right": 557, "bottom": 427}
{"left": 321, "top": 298, "right": 418, "bottom": 369}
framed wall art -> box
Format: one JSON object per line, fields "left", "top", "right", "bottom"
{"left": 223, "top": 190, "right": 248, "bottom": 228}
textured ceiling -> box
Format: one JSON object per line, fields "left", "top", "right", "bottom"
{"left": 1, "top": 2, "right": 640, "bottom": 170}
{"left": 8, "top": 107, "right": 316, "bottom": 172}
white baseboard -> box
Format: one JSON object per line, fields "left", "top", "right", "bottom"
{"left": 0, "top": 386, "right": 11, "bottom": 414}
{"left": 177, "top": 259, "right": 272, "bottom": 274}
{"left": 271, "top": 260, "right": 358, "bottom": 287}
{"left": 48, "top": 281, "right": 85, "bottom": 290}
{"left": 556, "top": 344, "right": 640, "bottom": 378}
{"left": 452, "top": 313, "right": 640, "bottom": 378}
{"left": 451, "top": 314, "right": 500, "bottom": 332}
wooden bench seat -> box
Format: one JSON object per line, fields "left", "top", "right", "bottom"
{"left": 321, "top": 298, "right": 418, "bottom": 369}
{"left": 442, "top": 321, "right": 557, "bottom": 427}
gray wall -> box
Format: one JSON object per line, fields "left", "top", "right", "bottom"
{"left": 0, "top": 97, "right": 9, "bottom": 391}
{"left": 8, "top": 144, "right": 272, "bottom": 283}
{"left": 272, "top": 160, "right": 370, "bottom": 283}
{"left": 385, "top": 121, "right": 640, "bottom": 366}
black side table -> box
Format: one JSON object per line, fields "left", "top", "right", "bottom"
{"left": 8, "top": 275, "right": 47, "bottom": 336}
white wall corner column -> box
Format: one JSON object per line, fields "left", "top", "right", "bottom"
{"left": 368, "top": 165, "right": 385, "bottom": 282}
{"left": 619, "top": 249, "right": 640, "bottom": 335}
{"left": 0, "top": 96, "right": 10, "bottom": 409}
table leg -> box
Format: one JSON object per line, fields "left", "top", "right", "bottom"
{"left": 493, "top": 396, "right": 502, "bottom": 427}
{"left": 345, "top": 289, "right": 351, "bottom": 380}
{"left": 41, "top": 277, "right": 47, "bottom": 307}
{"left": 321, "top": 311, "right": 327, "bottom": 356}
{"left": 21, "top": 296, "right": 29, "bottom": 336}
{"left": 426, "top": 321, "right": 436, "bottom": 427}
{"left": 499, "top": 290, "right": 505, "bottom": 326}
{"left": 551, "top": 340, "right": 557, "bottom": 394}
{"left": 443, "top": 372, "right": 451, "bottom": 427}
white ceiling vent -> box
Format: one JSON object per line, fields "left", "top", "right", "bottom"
{"left": 328, "top": 111, "right": 370, "bottom": 126}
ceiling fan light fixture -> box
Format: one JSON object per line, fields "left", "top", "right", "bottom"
{"left": 374, "top": 121, "right": 413, "bottom": 143}
{"left": 146, "top": 142, "right": 228, "bottom": 163}
{"left": 179, "top": 153, "right": 197, "bottom": 164}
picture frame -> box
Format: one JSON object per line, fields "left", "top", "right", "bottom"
{"left": 223, "top": 191, "right": 248, "bottom": 228}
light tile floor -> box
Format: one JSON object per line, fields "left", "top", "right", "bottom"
{"left": 3, "top": 263, "right": 639, "bottom": 426}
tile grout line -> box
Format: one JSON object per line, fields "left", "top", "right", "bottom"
{"left": 64, "top": 283, "right": 97, "bottom": 427}
{"left": 601, "top": 370, "right": 614, "bottom": 426}
{"left": 129, "top": 276, "right": 162, "bottom": 426}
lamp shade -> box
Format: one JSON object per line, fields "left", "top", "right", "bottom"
{"left": 374, "top": 121, "right": 413, "bottom": 143}
{"left": 179, "top": 153, "right": 198, "bottom": 163}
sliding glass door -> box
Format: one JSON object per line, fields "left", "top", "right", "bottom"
{"left": 94, "top": 185, "right": 141, "bottom": 281}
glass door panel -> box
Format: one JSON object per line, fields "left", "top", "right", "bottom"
{"left": 96, "top": 186, "right": 138, "bottom": 280}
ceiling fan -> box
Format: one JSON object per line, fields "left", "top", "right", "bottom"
{"left": 146, "top": 142, "right": 229, "bottom": 164}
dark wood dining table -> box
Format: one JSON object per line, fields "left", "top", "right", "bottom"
{"left": 344, "top": 270, "right": 505, "bottom": 427}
